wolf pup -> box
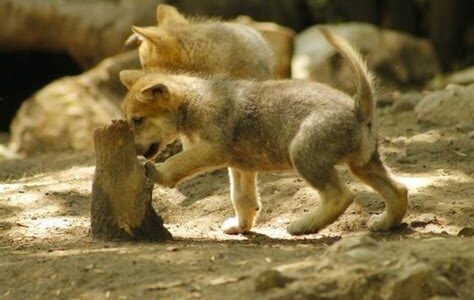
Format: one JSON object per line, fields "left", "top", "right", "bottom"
{"left": 126, "top": 4, "right": 272, "bottom": 80}
{"left": 120, "top": 29, "right": 408, "bottom": 235}
{"left": 125, "top": 4, "right": 275, "bottom": 235}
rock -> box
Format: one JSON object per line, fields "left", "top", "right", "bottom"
{"left": 377, "top": 92, "right": 398, "bottom": 108}
{"left": 455, "top": 122, "right": 474, "bottom": 133}
{"left": 410, "top": 213, "right": 438, "bottom": 228}
{"left": 389, "top": 91, "right": 423, "bottom": 113}
{"left": 0, "top": 145, "right": 17, "bottom": 160}
{"left": 457, "top": 227, "right": 474, "bottom": 237}
{"left": 266, "top": 238, "right": 466, "bottom": 300}
{"left": 446, "top": 66, "right": 474, "bottom": 86}
{"left": 381, "top": 263, "right": 456, "bottom": 300}
{"left": 396, "top": 156, "right": 418, "bottom": 165}
{"left": 292, "top": 23, "right": 440, "bottom": 94}
{"left": 407, "top": 130, "right": 442, "bottom": 144}
{"left": 9, "top": 51, "right": 140, "bottom": 155}
{"left": 255, "top": 270, "right": 293, "bottom": 292}
{"left": 325, "top": 235, "right": 377, "bottom": 255}
{"left": 234, "top": 16, "right": 295, "bottom": 78}
{"left": 0, "top": 0, "right": 163, "bottom": 68}
{"left": 415, "top": 83, "right": 474, "bottom": 126}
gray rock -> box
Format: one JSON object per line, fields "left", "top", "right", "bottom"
{"left": 265, "top": 238, "right": 466, "bottom": 300}
{"left": 255, "top": 270, "right": 293, "bottom": 292}
{"left": 389, "top": 91, "right": 423, "bottom": 113}
{"left": 9, "top": 51, "right": 140, "bottom": 155}
{"left": 292, "top": 23, "right": 440, "bottom": 94}
{"left": 410, "top": 213, "right": 438, "bottom": 228}
{"left": 381, "top": 263, "right": 456, "bottom": 300}
{"left": 455, "top": 122, "right": 474, "bottom": 133}
{"left": 446, "top": 66, "right": 474, "bottom": 86}
{"left": 415, "top": 84, "right": 474, "bottom": 126}
{"left": 326, "top": 235, "right": 377, "bottom": 255}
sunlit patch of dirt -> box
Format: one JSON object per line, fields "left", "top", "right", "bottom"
{"left": 1, "top": 110, "right": 473, "bottom": 299}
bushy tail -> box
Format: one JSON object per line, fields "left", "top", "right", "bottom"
{"left": 320, "top": 28, "right": 375, "bottom": 125}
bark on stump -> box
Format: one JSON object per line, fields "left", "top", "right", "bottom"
{"left": 91, "top": 120, "right": 171, "bottom": 241}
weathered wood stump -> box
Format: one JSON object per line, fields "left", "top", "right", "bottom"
{"left": 90, "top": 120, "right": 171, "bottom": 241}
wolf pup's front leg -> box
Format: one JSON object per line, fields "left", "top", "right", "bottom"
{"left": 222, "top": 169, "right": 261, "bottom": 234}
{"left": 144, "top": 142, "right": 228, "bottom": 188}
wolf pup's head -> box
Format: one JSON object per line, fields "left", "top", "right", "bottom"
{"left": 119, "top": 70, "right": 184, "bottom": 159}
{"left": 125, "top": 5, "right": 189, "bottom": 71}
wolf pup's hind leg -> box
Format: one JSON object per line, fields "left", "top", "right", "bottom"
{"left": 349, "top": 152, "right": 408, "bottom": 231}
{"left": 286, "top": 119, "right": 355, "bottom": 235}
{"left": 287, "top": 165, "right": 354, "bottom": 235}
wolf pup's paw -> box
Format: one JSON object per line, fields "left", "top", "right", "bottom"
{"left": 367, "top": 212, "right": 396, "bottom": 231}
{"left": 144, "top": 161, "right": 159, "bottom": 183}
{"left": 222, "top": 217, "right": 250, "bottom": 235}
{"left": 287, "top": 219, "right": 319, "bottom": 236}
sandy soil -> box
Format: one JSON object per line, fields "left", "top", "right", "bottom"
{"left": 0, "top": 109, "right": 473, "bottom": 299}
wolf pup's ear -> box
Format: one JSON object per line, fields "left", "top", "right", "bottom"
{"left": 123, "top": 32, "right": 141, "bottom": 49}
{"left": 140, "top": 83, "right": 170, "bottom": 101}
{"left": 119, "top": 70, "right": 146, "bottom": 89}
{"left": 132, "top": 26, "right": 160, "bottom": 45}
{"left": 156, "top": 4, "right": 188, "bottom": 26}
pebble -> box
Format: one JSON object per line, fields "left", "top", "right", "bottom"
{"left": 254, "top": 270, "right": 293, "bottom": 292}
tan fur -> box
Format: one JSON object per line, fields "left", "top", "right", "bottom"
{"left": 120, "top": 29, "right": 408, "bottom": 235}
{"left": 126, "top": 5, "right": 274, "bottom": 234}
{"left": 128, "top": 4, "right": 273, "bottom": 80}
{"left": 320, "top": 28, "right": 375, "bottom": 124}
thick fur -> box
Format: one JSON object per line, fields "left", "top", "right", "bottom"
{"left": 121, "top": 29, "right": 408, "bottom": 235}
{"left": 127, "top": 4, "right": 273, "bottom": 80}
{"left": 126, "top": 4, "right": 275, "bottom": 234}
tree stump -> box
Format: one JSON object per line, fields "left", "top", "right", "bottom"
{"left": 90, "top": 119, "right": 171, "bottom": 241}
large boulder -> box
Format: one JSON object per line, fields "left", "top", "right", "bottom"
{"left": 292, "top": 23, "right": 440, "bottom": 94}
{"left": 0, "top": 0, "right": 163, "bottom": 67}
{"left": 9, "top": 51, "right": 140, "bottom": 156}
{"left": 415, "top": 83, "right": 474, "bottom": 126}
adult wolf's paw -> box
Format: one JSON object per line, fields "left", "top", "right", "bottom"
{"left": 222, "top": 217, "right": 250, "bottom": 235}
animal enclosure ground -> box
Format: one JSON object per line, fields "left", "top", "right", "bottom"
{"left": 0, "top": 109, "right": 473, "bottom": 299}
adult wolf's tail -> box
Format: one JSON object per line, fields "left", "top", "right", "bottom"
{"left": 320, "top": 28, "right": 375, "bottom": 125}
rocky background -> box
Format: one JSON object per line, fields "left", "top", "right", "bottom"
{"left": 0, "top": 1, "right": 473, "bottom": 300}
{"left": 1, "top": 0, "right": 473, "bottom": 156}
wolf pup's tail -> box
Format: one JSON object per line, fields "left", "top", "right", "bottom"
{"left": 320, "top": 28, "right": 375, "bottom": 126}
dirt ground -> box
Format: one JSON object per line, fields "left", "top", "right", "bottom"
{"left": 0, "top": 108, "right": 473, "bottom": 300}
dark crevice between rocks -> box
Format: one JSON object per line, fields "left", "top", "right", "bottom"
{"left": 0, "top": 50, "right": 82, "bottom": 131}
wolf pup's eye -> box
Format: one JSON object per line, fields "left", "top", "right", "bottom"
{"left": 132, "top": 117, "right": 144, "bottom": 126}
